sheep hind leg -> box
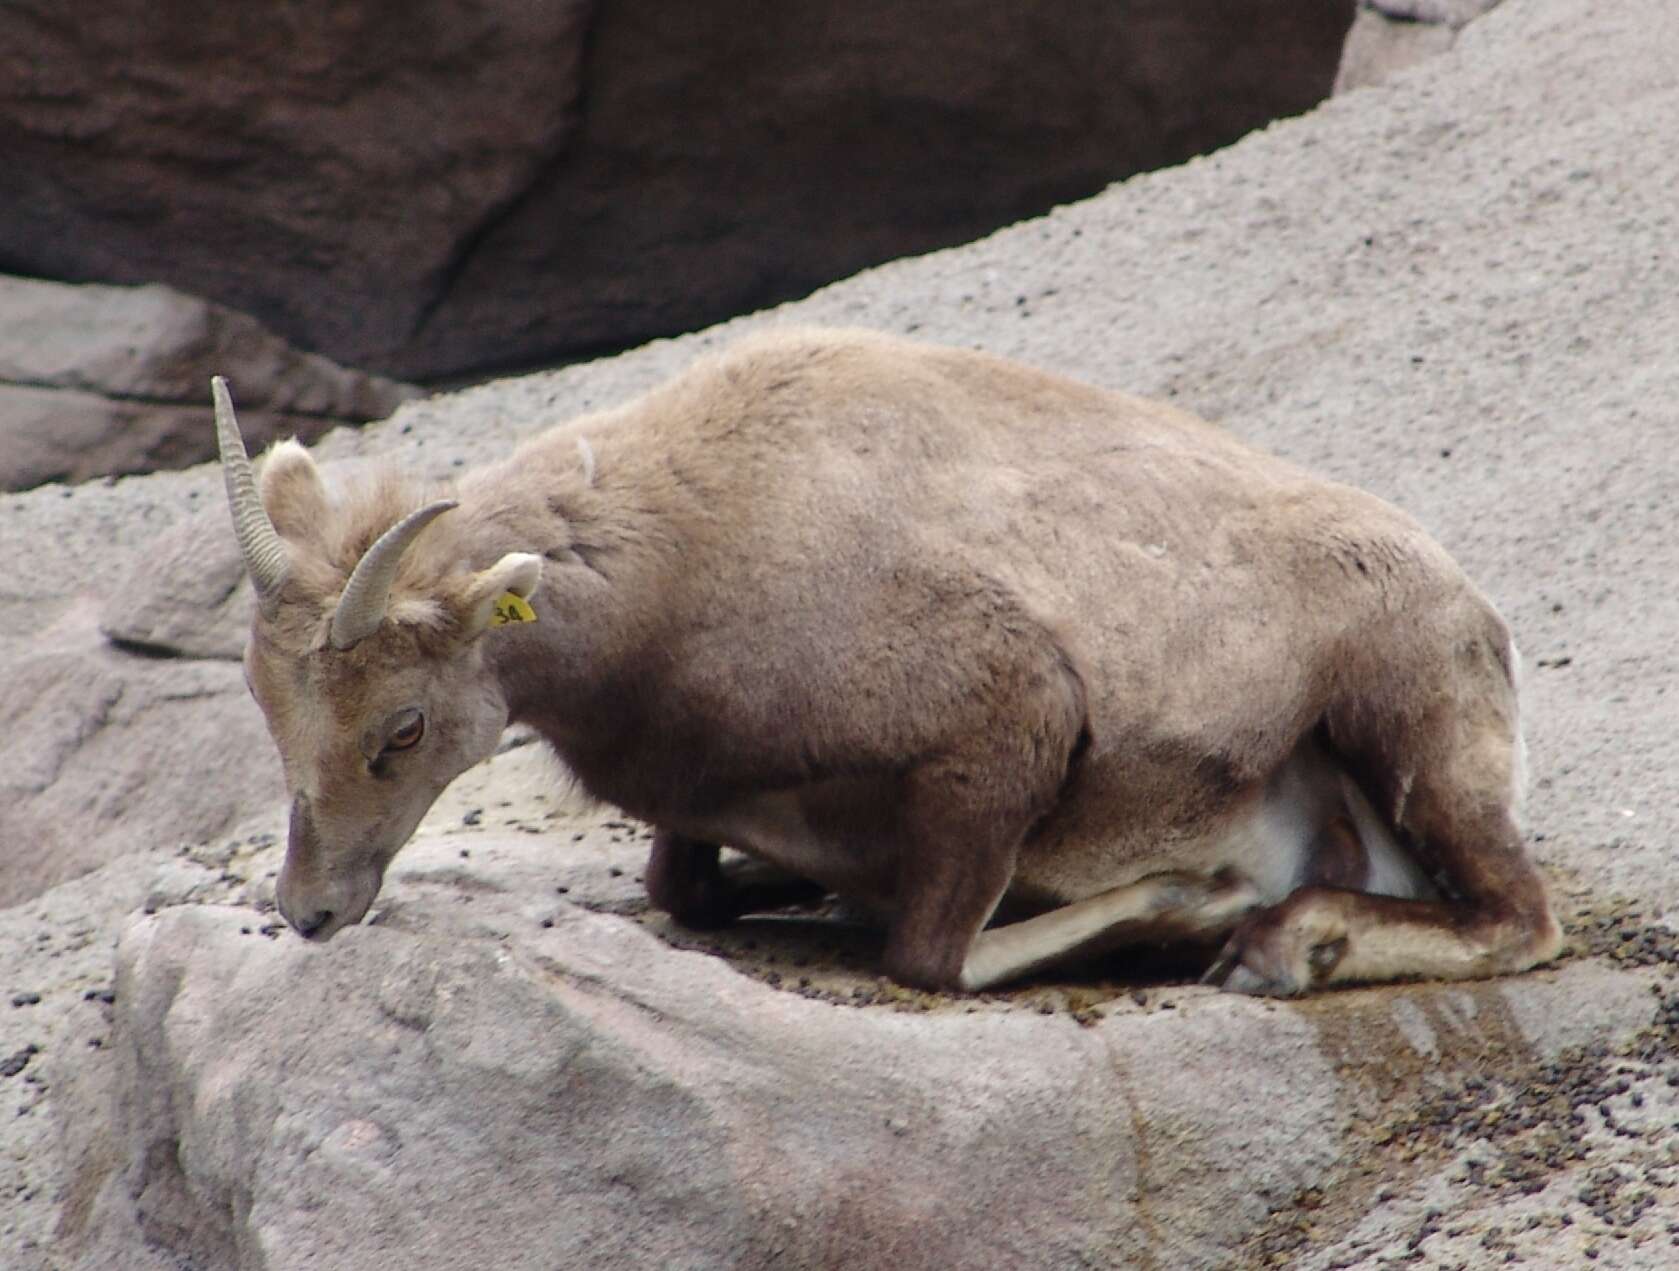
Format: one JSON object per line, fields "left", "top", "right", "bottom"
{"left": 1204, "top": 853, "right": 1559, "bottom": 998}
{"left": 1204, "top": 722, "right": 1563, "bottom": 997}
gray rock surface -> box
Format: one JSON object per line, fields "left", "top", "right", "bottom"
{"left": 0, "top": 0, "right": 1354, "bottom": 380}
{"left": 1335, "top": 0, "right": 1507, "bottom": 92}
{"left": 0, "top": 460, "right": 284, "bottom": 909}
{"left": 0, "top": 602, "right": 281, "bottom": 908}
{"left": 54, "top": 889, "right": 1676, "bottom": 1271}
{"left": 3, "top": 0, "right": 1677, "bottom": 1266}
{"left": 0, "top": 277, "right": 415, "bottom": 491}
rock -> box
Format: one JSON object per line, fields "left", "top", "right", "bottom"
{"left": 0, "top": 461, "right": 284, "bottom": 907}
{"left": 0, "top": 276, "right": 416, "bottom": 491}
{"left": 0, "top": 1, "right": 1355, "bottom": 381}
{"left": 1359, "top": 0, "right": 1504, "bottom": 19}
{"left": 1335, "top": 0, "right": 1505, "bottom": 92}
{"left": 96, "top": 502, "right": 254, "bottom": 662}
{"left": 0, "top": 846, "right": 197, "bottom": 1266}
{"left": 0, "top": 602, "right": 282, "bottom": 908}
{"left": 4, "top": 0, "right": 1679, "bottom": 1264}
{"left": 51, "top": 898, "right": 1668, "bottom": 1271}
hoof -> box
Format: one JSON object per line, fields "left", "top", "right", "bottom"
{"left": 1201, "top": 941, "right": 1305, "bottom": 997}
{"left": 1196, "top": 883, "right": 1357, "bottom": 998}
{"left": 1202, "top": 920, "right": 1347, "bottom": 998}
{"left": 1219, "top": 962, "right": 1298, "bottom": 997}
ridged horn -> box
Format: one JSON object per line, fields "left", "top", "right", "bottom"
{"left": 329, "top": 499, "right": 458, "bottom": 650}
{"left": 212, "top": 376, "right": 291, "bottom": 610}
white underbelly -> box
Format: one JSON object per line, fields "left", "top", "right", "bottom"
{"left": 1016, "top": 737, "right": 1436, "bottom": 909}
{"left": 1204, "top": 742, "right": 1432, "bottom": 903}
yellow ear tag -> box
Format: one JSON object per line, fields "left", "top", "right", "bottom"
{"left": 489, "top": 592, "right": 537, "bottom": 627}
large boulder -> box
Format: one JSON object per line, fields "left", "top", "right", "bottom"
{"left": 0, "top": 276, "right": 415, "bottom": 491}
{"left": 51, "top": 868, "right": 1676, "bottom": 1271}
{"left": 0, "top": 0, "right": 1356, "bottom": 381}
{"left": 3, "top": 0, "right": 1678, "bottom": 1265}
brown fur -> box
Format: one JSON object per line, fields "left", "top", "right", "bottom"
{"left": 231, "top": 327, "right": 1561, "bottom": 994}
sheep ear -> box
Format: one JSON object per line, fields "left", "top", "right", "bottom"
{"left": 259, "top": 440, "right": 331, "bottom": 546}
{"left": 456, "top": 553, "right": 544, "bottom": 638}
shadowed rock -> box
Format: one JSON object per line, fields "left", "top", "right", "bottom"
{"left": 0, "top": 1, "right": 1355, "bottom": 380}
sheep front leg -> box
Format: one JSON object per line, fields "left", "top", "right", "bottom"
{"left": 644, "top": 831, "right": 826, "bottom": 929}
{"left": 958, "top": 871, "right": 1261, "bottom": 991}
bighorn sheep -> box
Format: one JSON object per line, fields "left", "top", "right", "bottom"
{"left": 213, "top": 327, "right": 1561, "bottom": 995}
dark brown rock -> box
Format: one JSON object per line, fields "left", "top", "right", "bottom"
{"left": 0, "top": 1, "right": 1354, "bottom": 381}
{"left": 0, "top": 0, "right": 593, "bottom": 383}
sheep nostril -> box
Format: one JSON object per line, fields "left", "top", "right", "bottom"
{"left": 292, "top": 909, "right": 334, "bottom": 939}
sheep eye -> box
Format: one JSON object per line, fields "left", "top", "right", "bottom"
{"left": 384, "top": 712, "right": 425, "bottom": 753}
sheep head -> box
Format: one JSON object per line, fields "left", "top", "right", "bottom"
{"left": 212, "top": 378, "right": 542, "bottom": 940}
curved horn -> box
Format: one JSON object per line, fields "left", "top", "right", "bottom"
{"left": 329, "top": 499, "right": 458, "bottom": 650}
{"left": 212, "top": 376, "right": 291, "bottom": 608}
